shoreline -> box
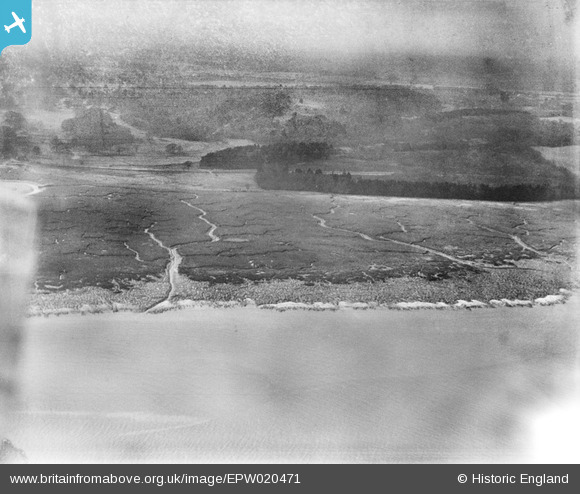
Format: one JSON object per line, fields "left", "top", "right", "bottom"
{"left": 28, "top": 259, "right": 579, "bottom": 317}
{"left": 27, "top": 285, "right": 575, "bottom": 318}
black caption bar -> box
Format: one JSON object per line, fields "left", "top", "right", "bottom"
{"left": 1, "top": 465, "right": 578, "bottom": 493}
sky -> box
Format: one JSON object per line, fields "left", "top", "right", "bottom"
{"left": 27, "top": 0, "right": 578, "bottom": 65}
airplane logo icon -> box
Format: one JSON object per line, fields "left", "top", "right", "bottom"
{"left": 4, "top": 12, "right": 26, "bottom": 34}
{"left": 1, "top": 2, "right": 32, "bottom": 54}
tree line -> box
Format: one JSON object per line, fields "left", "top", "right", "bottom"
{"left": 255, "top": 168, "right": 579, "bottom": 202}
{"left": 200, "top": 142, "right": 333, "bottom": 169}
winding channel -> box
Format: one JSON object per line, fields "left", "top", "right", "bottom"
{"left": 141, "top": 198, "right": 221, "bottom": 311}
{"left": 144, "top": 224, "right": 182, "bottom": 312}
{"left": 312, "top": 210, "right": 508, "bottom": 270}
{"left": 123, "top": 242, "right": 144, "bottom": 263}
{"left": 181, "top": 199, "right": 220, "bottom": 242}
{"left": 466, "top": 218, "right": 550, "bottom": 258}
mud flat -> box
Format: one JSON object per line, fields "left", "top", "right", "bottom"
{"left": 10, "top": 294, "right": 580, "bottom": 463}
{"left": 6, "top": 161, "right": 577, "bottom": 299}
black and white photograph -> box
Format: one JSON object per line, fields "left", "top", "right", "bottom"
{"left": 0, "top": 0, "right": 579, "bottom": 464}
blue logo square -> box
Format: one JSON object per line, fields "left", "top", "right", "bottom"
{"left": 0, "top": 0, "right": 32, "bottom": 54}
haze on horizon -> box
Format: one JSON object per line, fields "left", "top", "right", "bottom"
{"left": 26, "top": 0, "right": 577, "bottom": 66}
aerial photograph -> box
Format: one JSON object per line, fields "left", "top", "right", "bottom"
{"left": 0, "top": 0, "right": 578, "bottom": 463}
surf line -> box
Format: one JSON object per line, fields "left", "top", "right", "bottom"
{"left": 181, "top": 199, "right": 220, "bottom": 242}
{"left": 144, "top": 223, "right": 182, "bottom": 312}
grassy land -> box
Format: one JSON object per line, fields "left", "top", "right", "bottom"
{"left": 5, "top": 158, "right": 575, "bottom": 314}
{"left": 29, "top": 171, "right": 577, "bottom": 289}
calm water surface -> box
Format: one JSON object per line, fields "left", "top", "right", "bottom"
{"left": 10, "top": 299, "right": 579, "bottom": 463}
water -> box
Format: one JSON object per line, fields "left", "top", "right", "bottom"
{"left": 10, "top": 299, "right": 579, "bottom": 463}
